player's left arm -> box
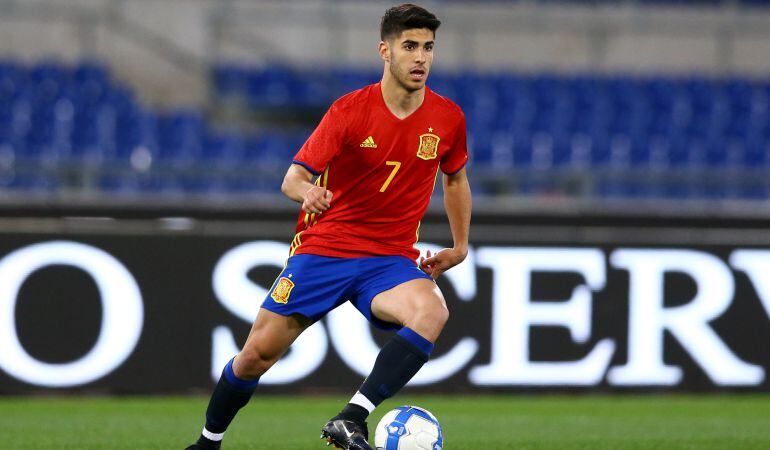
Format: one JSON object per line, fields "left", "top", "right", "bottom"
{"left": 419, "top": 167, "right": 471, "bottom": 279}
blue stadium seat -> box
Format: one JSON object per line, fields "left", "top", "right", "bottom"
{"left": 226, "top": 174, "right": 282, "bottom": 194}
{"left": 245, "top": 66, "right": 299, "bottom": 108}
{"left": 665, "top": 132, "right": 694, "bottom": 168}
{"left": 485, "top": 131, "right": 518, "bottom": 170}
{"left": 248, "top": 130, "right": 305, "bottom": 168}
{"left": 330, "top": 69, "right": 380, "bottom": 99}
{"left": 137, "top": 173, "right": 185, "bottom": 194}
{"left": 6, "top": 58, "right": 770, "bottom": 200}
{"left": 201, "top": 130, "right": 244, "bottom": 165}
{"left": 71, "top": 105, "right": 117, "bottom": 165}
{"left": 156, "top": 110, "right": 204, "bottom": 165}
{"left": 743, "top": 136, "right": 768, "bottom": 168}
{"left": 738, "top": 182, "right": 769, "bottom": 200}
{"left": 0, "top": 61, "right": 26, "bottom": 103}
{"left": 468, "top": 132, "right": 492, "bottom": 168}
{"left": 530, "top": 132, "right": 557, "bottom": 169}
{"left": 427, "top": 73, "right": 461, "bottom": 103}
{"left": 0, "top": 172, "right": 60, "bottom": 192}
{"left": 29, "top": 61, "right": 71, "bottom": 107}
{"left": 99, "top": 174, "right": 141, "bottom": 195}
{"left": 114, "top": 108, "right": 158, "bottom": 168}
{"left": 212, "top": 64, "right": 249, "bottom": 100}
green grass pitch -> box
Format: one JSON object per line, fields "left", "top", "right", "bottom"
{"left": 1, "top": 394, "right": 768, "bottom": 449}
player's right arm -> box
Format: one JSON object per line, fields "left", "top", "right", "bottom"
{"left": 284, "top": 101, "right": 349, "bottom": 214}
{"left": 281, "top": 164, "right": 333, "bottom": 215}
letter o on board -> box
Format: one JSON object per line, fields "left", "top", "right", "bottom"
{"left": 0, "top": 241, "right": 143, "bottom": 387}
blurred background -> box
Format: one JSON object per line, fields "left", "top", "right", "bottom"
{"left": 3, "top": 1, "right": 770, "bottom": 448}
{"left": 2, "top": 0, "right": 770, "bottom": 420}
{"left": 1, "top": 0, "right": 770, "bottom": 209}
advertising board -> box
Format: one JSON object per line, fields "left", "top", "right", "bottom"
{"left": 1, "top": 212, "right": 769, "bottom": 393}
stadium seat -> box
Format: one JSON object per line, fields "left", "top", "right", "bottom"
{"left": 156, "top": 110, "right": 204, "bottom": 165}
{"left": 211, "top": 64, "right": 249, "bottom": 101}
{"left": 201, "top": 130, "right": 245, "bottom": 165}
{"left": 4, "top": 59, "right": 770, "bottom": 200}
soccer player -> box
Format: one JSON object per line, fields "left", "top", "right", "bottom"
{"left": 186, "top": 4, "right": 471, "bottom": 450}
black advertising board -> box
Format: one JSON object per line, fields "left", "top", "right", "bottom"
{"left": 1, "top": 210, "right": 770, "bottom": 394}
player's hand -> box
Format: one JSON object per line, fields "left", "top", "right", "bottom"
{"left": 419, "top": 248, "right": 467, "bottom": 279}
{"left": 302, "top": 186, "right": 333, "bottom": 215}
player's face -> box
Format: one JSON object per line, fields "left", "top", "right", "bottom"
{"left": 383, "top": 28, "right": 434, "bottom": 92}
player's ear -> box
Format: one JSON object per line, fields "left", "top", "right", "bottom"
{"left": 378, "top": 40, "right": 390, "bottom": 63}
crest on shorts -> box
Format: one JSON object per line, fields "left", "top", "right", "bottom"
{"left": 417, "top": 132, "right": 440, "bottom": 160}
{"left": 271, "top": 277, "right": 295, "bottom": 304}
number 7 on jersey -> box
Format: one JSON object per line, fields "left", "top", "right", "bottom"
{"left": 379, "top": 161, "right": 401, "bottom": 192}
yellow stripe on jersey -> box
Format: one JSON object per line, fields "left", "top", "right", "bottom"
{"left": 311, "top": 166, "right": 330, "bottom": 227}
{"left": 301, "top": 165, "right": 330, "bottom": 230}
{"left": 289, "top": 231, "right": 303, "bottom": 256}
{"left": 322, "top": 165, "right": 329, "bottom": 187}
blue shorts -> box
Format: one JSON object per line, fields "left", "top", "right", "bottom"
{"left": 261, "top": 254, "right": 433, "bottom": 330}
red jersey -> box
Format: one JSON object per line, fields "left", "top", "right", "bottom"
{"left": 290, "top": 82, "right": 468, "bottom": 260}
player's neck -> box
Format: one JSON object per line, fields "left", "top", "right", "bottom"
{"left": 380, "top": 76, "right": 425, "bottom": 120}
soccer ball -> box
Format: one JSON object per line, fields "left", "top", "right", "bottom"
{"left": 374, "top": 405, "right": 443, "bottom": 450}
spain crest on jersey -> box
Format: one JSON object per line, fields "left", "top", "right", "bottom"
{"left": 271, "top": 277, "right": 295, "bottom": 304}
{"left": 417, "top": 133, "right": 440, "bottom": 160}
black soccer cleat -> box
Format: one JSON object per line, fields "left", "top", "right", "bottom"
{"left": 320, "top": 419, "right": 374, "bottom": 450}
{"left": 184, "top": 439, "right": 221, "bottom": 450}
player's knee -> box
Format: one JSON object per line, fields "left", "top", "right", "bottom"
{"left": 432, "top": 302, "right": 450, "bottom": 329}
{"left": 412, "top": 299, "right": 449, "bottom": 332}
{"left": 235, "top": 347, "right": 281, "bottom": 379}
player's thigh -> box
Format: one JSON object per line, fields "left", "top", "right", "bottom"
{"left": 370, "top": 278, "right": 447, "bottom": 327}
{"left": 239, "top": 308, "right": 313, "bottom": 363}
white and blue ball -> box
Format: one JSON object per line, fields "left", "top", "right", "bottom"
{"left": 374, "top": 405, "right": 443, "bottom": 450}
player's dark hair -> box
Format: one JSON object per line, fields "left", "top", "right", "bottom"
{"left": 380, "top": 4, "right": 441, "bottom": 42}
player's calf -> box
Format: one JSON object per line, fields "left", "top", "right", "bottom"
{"left": 325, "top": 326, "right": 435, "bottom": 448}
{"left": 185, "top": 357, "right": 260, "bottom": 449}
{"left": 358, "top": 327, "right": 435, "bottom": 408}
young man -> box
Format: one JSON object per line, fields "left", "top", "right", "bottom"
{"left": 186, "top": 4, "right": 471, "bottom": 450}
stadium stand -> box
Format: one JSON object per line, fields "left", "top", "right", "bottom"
{"left": 0, "top": 59, "right": 768, "bottom": 199}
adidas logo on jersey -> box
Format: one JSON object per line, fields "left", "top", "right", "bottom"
{"left": 360, "top": 136, "right": 377, "bottom": 148}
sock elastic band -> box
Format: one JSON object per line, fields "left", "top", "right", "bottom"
{"left": 223, "top": 357, "right": 260, "bottom": 391}
{"left": 349, "top": 391, "right": 376, "bottom": 413}
{"left": 202, "top": 427, "right": 224, "bottom": 442}
{"left": 396, "top": 327, "right": 434, "bottom": 359}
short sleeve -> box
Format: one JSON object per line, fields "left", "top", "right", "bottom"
{"left": 293, "top": 104, "right": 346, "bottom": 175}
{"left": 440, "top": 112, "right": 469, "bottom": 175}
